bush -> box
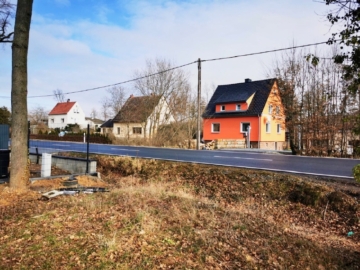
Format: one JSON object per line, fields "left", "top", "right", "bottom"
{"left": 352, "top": 164, "right": 360, "bottom": 183}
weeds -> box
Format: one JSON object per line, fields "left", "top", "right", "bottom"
{"left": 0, "top": 156, "right": 359, "bottom": 269}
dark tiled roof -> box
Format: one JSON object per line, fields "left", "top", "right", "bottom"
{"left": 49, "top": 101, "right": 76, "bottom": 115}
{"left": 100, "top": 119, "right": 114, "bottom": 128}
{"left": 202, "top": 78, "right": 276, "bottom": 118}
{"left": 113, "top": 95, "right": 161, "bottom": 123}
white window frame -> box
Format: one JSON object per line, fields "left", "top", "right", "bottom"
{"left": 220, "top": 105, "right": 225, "bottom": 111}
{"left": 236, "top": 104, "right": 241, "bottom": 111}
{"left": 268, "top": 104, "right": 273, "bottom": 114}
{"left": 240, "top": 122, "right": 250, "bottom": 133}
{"left": 277, "top": 124, "right": 281, "bottom": 134}
{"left": 133, "top": 127, "right": 142, "bottom": 134}
{"left": 61, "top": 118, "right": 64, "bottom": 123}
{"left": 212, "top": 123, "right": 220, "bottom": 133}
{"left": 266, "top": 122, "right": 271, "bottom": 133}
{"left": 51, "top": 118, "right": 54, "bottom": 123}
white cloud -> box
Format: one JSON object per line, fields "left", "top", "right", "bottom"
{"left": 0, "top": 0, "right": 335, "bottom": 116}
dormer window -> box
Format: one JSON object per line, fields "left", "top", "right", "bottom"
{"left": 236, "top": 104, "right": 241, "bottom": 111}
{"left": 220, "top": 105, "right": 226, "bottom": 111}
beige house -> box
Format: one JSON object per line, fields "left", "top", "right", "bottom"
{"left": 85, "top": 117, "right": 104, "bottom": 131}
{"left": 112, "top": 94, "right": 175, "bottom": 139}
{"left": 100, "top": 119, "right": 114, "bottom": 134}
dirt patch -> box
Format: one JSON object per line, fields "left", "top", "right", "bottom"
{"left": 0, "top": 174, "right": 108, "bottom": 207}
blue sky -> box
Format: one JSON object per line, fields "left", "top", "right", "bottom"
{"left": 0, "top": 0, "right": 334, "bottom": 117}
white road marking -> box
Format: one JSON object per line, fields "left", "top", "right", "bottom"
{"left": 214, "top": 155, "right": 272, "bottom": 161}
{"left": 111, "top": 148, "right": 139, "bottom": 151}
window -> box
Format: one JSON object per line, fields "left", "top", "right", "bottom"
{"left": 212, "top": 123, "right": 220, "bottom": 132}
{"left": 266, "top": 122, "right": 271, "bottom": 133}
{"left": 61, "top": 118, "right": 64, "bottom": 123}
{"left": 236, "top": 104, "right": 241, "bottom": 111}
{"left": 133, "top": 127, "right": 142, "bottom": 134}
{"left": 268, "top": 104, "right": 273, "bottom": 114}
{"left": 117, "top": 127, "right": 120, "bottom": 135}
{"left": 241, "top": 122, "right": 250, "bottom": 133}
{"left": 277, "top": 124, "right": 281, "bottom": 134}
{"left": 51, "top": 119, "right": 54, "bottom": 123}
{"left": 276, "top": 106, "right": 280, "bottom": 115}
{"left": 220, "top": 105, "right": 225, "bottom": 111}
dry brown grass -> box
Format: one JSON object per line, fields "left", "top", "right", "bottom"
{"left": 0, "top": 156, "right": 359, "bottom": 269}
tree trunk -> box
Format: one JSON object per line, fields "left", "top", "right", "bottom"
{"left": 10, "top": 0, "right": 33, "bottom": 190}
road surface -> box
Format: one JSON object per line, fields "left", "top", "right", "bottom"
{"left": 29, "top": 140, "right": 360, "bottom": 179}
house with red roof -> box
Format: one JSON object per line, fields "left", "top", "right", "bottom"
{"left": 202, "top": 78, "right": 286, "bottom": 150}
{"left": 48, "top": 99, "right": 87, "bottom": 130}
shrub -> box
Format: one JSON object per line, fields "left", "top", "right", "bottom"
{"left": 352, "top": 164, "right": 360, "bottom": 183}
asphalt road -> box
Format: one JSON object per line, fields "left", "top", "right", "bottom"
{"left": 29, "top": 140, "right": 360, "bottom": 179}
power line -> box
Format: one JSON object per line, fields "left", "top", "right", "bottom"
{"left": 27, "top": 61, "right": 197, "bottom": 98}
{"left": 201, "top": 41, "right": 329, "bottom": 62}
{"left": 26, "top": 40, "right": 334, "bottom": 98}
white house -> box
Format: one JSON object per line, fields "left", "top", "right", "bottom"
{"left": 48, "top": 100, "right": 87, "bottom": 129}
{"left": 111, "top": 94, "right": 175, "bottom": 139}
{"left": 85, "top": 117, "right": 104, "bottom": 131}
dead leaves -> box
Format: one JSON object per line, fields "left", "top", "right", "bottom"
{"left": 0, "top": 157, "right": 359, "bottom": 269}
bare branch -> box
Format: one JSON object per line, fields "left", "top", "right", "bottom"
{"left": 0, "top": 0, "right": 15, "bottom": 43}
{"left": 53, "top": 89, "right": 66, "bottom": 102}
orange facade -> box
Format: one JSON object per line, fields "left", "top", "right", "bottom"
{"left": 215, "top": 102, "right": 248, "bottom": 112}
{"left": 203, "top": 116, "right": 260, "bottom": 141}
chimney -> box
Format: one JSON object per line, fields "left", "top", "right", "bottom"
{"left": 245, "top": 78, "right": 252, "bottom": 83}
{"left": 130, "top": 94, "right": 134, "bottom": 98}
{"left": 67, "top": 99, "right": 70, "bottom": 102}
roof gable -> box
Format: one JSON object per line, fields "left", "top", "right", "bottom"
{"left": 100, "top": 119, "right": 114, "bottom": 128}
{"left": 85, "top": 117, "right": 104, "bottom": 125}
{"left": 113, "top": 95, "right": 162, "bottom": 123}
{"left": 49, "top": 102, "right": 76, "bottom": 115}
{"left": 203, "top": 78, "right": 276, "bottom": 118}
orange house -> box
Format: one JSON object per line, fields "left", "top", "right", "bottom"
{"left": 202, "top": 78, "right": 285, "bottom": 150}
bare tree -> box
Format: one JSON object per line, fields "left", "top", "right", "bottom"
{"left": 101, "top": 98, "right": 110, "bottom": 120}
{"left": 53, "top": 89, "right": 66, "bottom": 102}
{"left": 102, "top": 86, "right": 126, "bottom": 117}
{"left": 0, "top": 0, "right": 15, "bottom": 43}
{"left": 10, "top": 0, "right": 33, "bottom": 190}
{"left": 269, "top": 44, "right": 353, "bottom": 156}
{"left": 28, "top": 106, "right": 48, "bottom": 124}
{"left": 90, "top": 108, "right": 97, "bottom": 119}
{"left": 133, "top": 58, "right": 192, "bottom": 137}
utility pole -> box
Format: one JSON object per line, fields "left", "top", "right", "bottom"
{"left": 196, "top": 58, "right": 201, "bottom": 150}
